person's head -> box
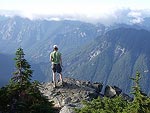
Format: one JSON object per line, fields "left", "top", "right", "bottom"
{"left": 53, "top": 45, "right": 58, "bottom": 51}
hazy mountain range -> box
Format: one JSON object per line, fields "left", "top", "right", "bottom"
{"left": 1, "top": 16, "right": 150, "bottom": 94}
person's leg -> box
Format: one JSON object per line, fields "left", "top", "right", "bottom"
{"left": 52, "top": 64, "right": 57, "bottom": 87}
{"left": 59, "top": 73, "right": 63, "bottom": 82}
{"left": 58, "top": 73, "right": 64, "bottom": 86}
{"left": 57, "top": 64, "right": 63, "bottom": 82}
{"left": 52, "top": 71, "right": 56, "bottom": 87}
{"left": 52, "top": 71, "right": 56, "bottom": 82}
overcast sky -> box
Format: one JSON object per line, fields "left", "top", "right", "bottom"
{"left": 0, "top": 0, "right": 150, "bottom": 24}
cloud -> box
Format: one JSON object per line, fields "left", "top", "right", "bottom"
{"left": 0, "top": 8, "right": 150, "bottom": 25}
{"left": 97, "top": 8, "right": 150, "bottom": 25}
{"left": 128, "top": 11, "right": 142, "bottom": 17}
{"left": 128, "top": 11, "right": 144, "bottom": 24}
{"left": 0, "top": 10, "right": 21, "bottom": 17}
{"left": 130, "top": 18, "right": 144, "bottom": 24}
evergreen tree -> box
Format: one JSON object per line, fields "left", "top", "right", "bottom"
{"left": 75, "top": 71, "right": 150, "bottom": 113}
{"left": 0, "top": 48, "right": 54, "bottom": 113}
{"left": 12, "top": 47, "right": 32, "bottom": 84}
{"left": 123, "top": 71, "right": 150, "bottom": 113}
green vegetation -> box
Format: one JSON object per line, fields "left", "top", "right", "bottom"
{"left": 0, "top": 48, "right": 54, "bottom": 113}
{"left": 75, "top": 72, "right": 150, "bottom": 113}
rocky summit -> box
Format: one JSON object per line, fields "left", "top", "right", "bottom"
{"left": 39, "top": 77, "right": 103, "bottom": 113}
{"left": 39, "top": 77, "right": 132, "bottom": 113}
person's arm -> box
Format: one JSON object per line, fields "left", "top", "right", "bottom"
{"left": 50, "top": 53, "right": 52, "bottom": 62}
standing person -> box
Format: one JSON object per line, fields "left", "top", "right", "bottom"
{"left": 50, "top": 45, "right": 63, "bottom": 87}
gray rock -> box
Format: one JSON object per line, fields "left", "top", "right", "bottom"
{"left": 39, "top": 77, "right": 134, "bottom": 113}
{"left": 113, "top": 86, "right": 122, "bottom": 95}
{"left": 72, "top": 97, "right": 80, "bottom": 103}
{"left": 59, "top": 105, "right": 75, "bottom": 113}
{"left": 76, "top": 80, "right": 81, "bottom": 86}
{"left": 52, "top": 96, "right": 62, "bottom": 107}
{"left": 104, "top": 85, "right": 116, "bottom": 98}
{"left": 39, "top": 77, "right": 101, "bottom": 107}
{"left": 62, "top": 97, "right": 72, "bottom": 106}
{"left": 92, "top": 82, "right": 103, "bottom": 93}
{"left": 121, "top": 93, "right": 133, "bottom": 102}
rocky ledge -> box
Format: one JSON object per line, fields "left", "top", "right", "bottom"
{"left": 39, "top": 77, "right": 132, "bottom": 113}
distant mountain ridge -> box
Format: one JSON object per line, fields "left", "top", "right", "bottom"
{"left": 1, "top": 16, "right": 150, "bottom": 95}
{"left": 0, "top": 16, "right": 105, "bottom": 56}
{"left": 64, "top": 28, "right": 150, "bottom": 94}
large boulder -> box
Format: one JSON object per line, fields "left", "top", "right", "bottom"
{"left": 91, "top": 82, "right": 103, "bottom": 93}
{"left": 104, "top": 85, "right": 133, "bottom": 101}
{"left": 104, "top": 85, "right": 116, "bottom": 98}
{"left": 113, "top": 85, "right": 122, "bottom": 95}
